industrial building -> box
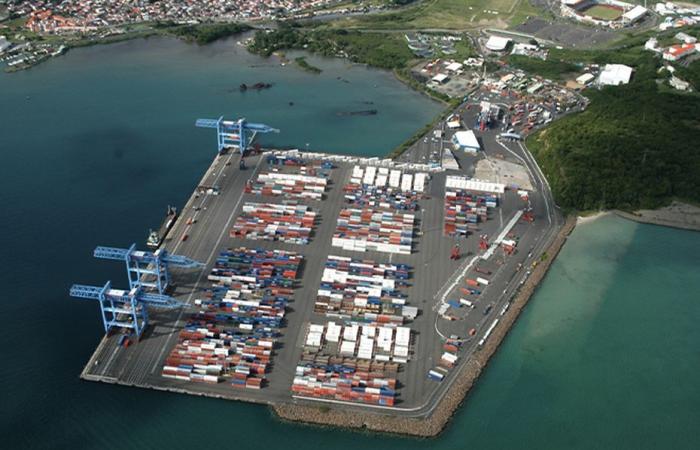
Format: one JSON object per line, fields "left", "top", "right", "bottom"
{"left": 576, "top": 73, "right": 596, "bottom": 86}
{"left": 598, "top": 64, "right": 633, "bottom": 86}
{"left": 432, "top": 73, "right": 449, "bottom": 84}
{"left": 485, "top": 36, "right": 511, "bottom": 52}
{"left": 452, "top": 130, "right": 480, "bottom": 153}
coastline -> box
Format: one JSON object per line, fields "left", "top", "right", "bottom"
{"left": 576, "top": 211, "right": 610, "bottom": 226}
{"left": 272, "top": 215, "right": 578, "bottom": 437}
{"left": 3, "top": 22, "right": 253, "bottom": 73}
{"left": 614, "top": 201, "right": 700, "bottom": 232}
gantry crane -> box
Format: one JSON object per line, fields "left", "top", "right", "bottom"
{"left": 70, "top": 281, "right": 184, "bottom": 338}
{"left": 93, "top": 244, "right": 204, "bottom": 295}
{"left": 195, "top": 116, "right": 279, "bottom": 154}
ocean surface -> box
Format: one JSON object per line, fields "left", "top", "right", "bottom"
{"left": 1, "top": 37, "right": 699, "bottom": 450}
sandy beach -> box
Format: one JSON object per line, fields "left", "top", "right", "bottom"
{"left": 615, "top": 201, "right": 700, "bottom": 232}
{"left": 577, "top": 211, "right": 610, "bottom": 225}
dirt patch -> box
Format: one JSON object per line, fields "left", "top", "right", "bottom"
{"left": 475, "top": 157, "right": 534, "bottom": 190}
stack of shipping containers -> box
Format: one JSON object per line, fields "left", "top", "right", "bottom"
{"left": 314, "top": 255, "right": 416, "bottom": 324}
{"left": 230, "top": 202, "right": 317, "bottom": 244}
{"left": 162, "top": 247, "right": 302, "bottom": 389}
{"left": 332, "top": 208, "right": 415, "bottom": 255}
{"left": 245, "top": 170, "right": 328, "bottom": 201}
{"left": 292, "top": 322, "right": 412, "bottom": 406}
{"left": 444, "top": 176, "right": 502, "bottom": 237}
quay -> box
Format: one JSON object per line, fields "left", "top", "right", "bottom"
{"left": 78, "top": 110, "right": 564, "bottom": 434}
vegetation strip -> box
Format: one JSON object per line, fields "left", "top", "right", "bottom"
{"left": 294, "top": 57, "right": 322, "bottom": 74}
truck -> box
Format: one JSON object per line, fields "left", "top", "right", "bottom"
{"left": 460, "top": 298, "right": 474, "bottom": 308}
{"left": 475, "top": 266, "right": 491, "bottom": 275}
{"left": 476, "top": 277, "right": 490, "bottom": 286}
{"left": 427, "top": 369, "right": 445, "bottom": 382}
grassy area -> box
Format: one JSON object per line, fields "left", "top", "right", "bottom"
{"left": 581, "top": 5, "right": 623, "bottom": 21}
{"left": 444, "top": 33, "right": 477, "bottom": 59}
{"left": 507, "top": 55, "right": 580, "bottom": 81}
{"left": 331, "top": 0, "right": 538, "bottom": 30}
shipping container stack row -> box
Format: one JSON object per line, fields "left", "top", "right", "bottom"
{"left": 351, "top": 165, "right": 427, "bottom": 194}
{"left": 292, "top": 354, "right": 400, "bottom": 406}
{"left": 314, "top": 255, "right": 416, "bottom": 324}
{"left": 161, "top": 311, "right": 276, "bottom": 390}
{"left": 444, "top": 177, "right": 500, "bottom": 237}
{"left": 265, "top": 154, "right": 306, "bottom": 167}
{"left": 332, "top": 208, "right": 415, "bottom": 255}
{"left": 303, "top": 322, "right": 412, "bottom": 364}
{"left": 343, "top": 165, "right": 428, "bottom": 211}
{"left": 207, "top": 247, "right": 302, "bottom": 287}
{"left": 230, "top": 202, "right": 317, "bottom": 245}
{"left": 245, "top": 169, "right": 329, "bottom": 201}
{"left": 163, "top": 247, "right": 303, "bottom": 389}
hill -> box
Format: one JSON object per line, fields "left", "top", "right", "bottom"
{"left": 528, "top": 75, "right": 700, "bottom": 211}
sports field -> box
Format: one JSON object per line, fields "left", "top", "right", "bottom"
{"left": 581, "top": 4, "right": 624, "bottom": 20}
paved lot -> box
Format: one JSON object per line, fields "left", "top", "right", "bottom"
{"left": 516, "top": 17, "right": 618, "bottom": 47}
{"left": 81, "top": 108, "right": 561, "bottom": 416}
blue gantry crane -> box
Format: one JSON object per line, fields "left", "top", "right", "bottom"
{"left": 195, "top": 116, "right": 279, "bottom": 154}
{"left": 93, "top": 244, "right": 204, "bottom": 295}
{"left": 70, "top": 281, "right": 185, "bottom": 338}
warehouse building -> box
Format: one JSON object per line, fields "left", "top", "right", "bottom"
{"left": 452, "top": 130, "right": 480, "bottom": 153}
{"left": 485, "top": 36, "right": 511, "bottom": 52}
{"left": 598, "top": 64, "right": 633, "bottom": 86}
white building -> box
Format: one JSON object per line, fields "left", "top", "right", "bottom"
{"left": 485, "top": 36, "right": 510, "bottom": 52}
{"left": 675, "top": 32, "right": 697, "bottom": 44}
{"left": 599, "top": 64, "right": 633, "bottom": 86}
{"left": 622, "top": 5, "right": 648, "bottom": 24}
{"left": 576, "top": 73, "right": 596, "bottom": 85}
{"left": 669, "top": 76, "right": 691, "bottom": 91}
{"left": 464, "top": 57, "right": 484, "bottom": 67}
{"left": 644, "top": 37, "right": 660, "bottom": 52}
{"left": 432, "top": 73, "right": 449, "bottom": 84}
{"left": 445, "top": 61, "right": 463, "bottom": 72}
{"left": 452, "top": 130, "right": 480, "bottom": 153}
{"left": 0, "top": 36, "right": 11, "bottom": 54}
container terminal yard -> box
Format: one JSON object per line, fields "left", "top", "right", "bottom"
{"left": 73, "top": 106, "right": 563, "bottom": 429}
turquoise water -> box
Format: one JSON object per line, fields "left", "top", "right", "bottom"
{"left": 1, "top": 38, "right": 699, "bottom": 449}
